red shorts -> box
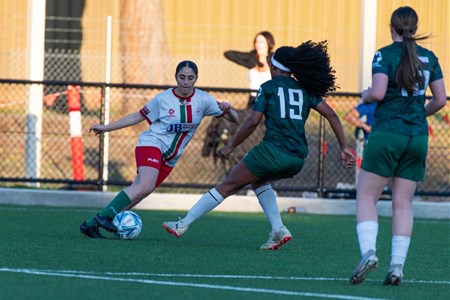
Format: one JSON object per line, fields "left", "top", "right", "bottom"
{"left": 135, "top": 146, "right": 173, "bottom": 187}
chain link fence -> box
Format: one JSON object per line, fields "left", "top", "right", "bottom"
{"left": 1, "top": 10, "right": 449, "bottom": 200}
{"left": 1, "top": 79, "right": 449, "bottom": 200}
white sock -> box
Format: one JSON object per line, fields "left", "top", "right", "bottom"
{"left": 181, "top": 188, "right": 224, "bottom": 226}
{"left": 255, "top": 184, "right": 283, "bottom": 232}
{"left": 390, "top": 235, "right": 411, "bottom": 268}
{"left": 356, "top": 220, "right": 378, "bottom": 256}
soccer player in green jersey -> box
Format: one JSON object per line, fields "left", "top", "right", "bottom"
{"left": 163, "top": 41, "right": 355, "bottom": 250}
{"left": 349, "top": 6, "right": 447, "bottom": 286}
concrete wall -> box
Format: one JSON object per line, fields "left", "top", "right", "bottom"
{"left": 0, "top": 188, "right": 448, "bottom": 219}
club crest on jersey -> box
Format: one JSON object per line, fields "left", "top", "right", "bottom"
{"left": 168, "top": 108, "right": 175, "bottom": 117}
{"left": 167, "top": 123, "right": 198, "bottom": 132}
{"left": 142, "top": 106, "right": 150, "bottom": 115}
{"left": 372, "top": 51, "right": 383, "bottom": 67}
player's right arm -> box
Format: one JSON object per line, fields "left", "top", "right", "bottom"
{"left": 217, "top": 101, "right": 239, "bottom": 123}
{"left": 425, "top": 78, "right": 446, "bottom": 116}
{"left": 89, "top": 112, "right": 145, "bottom": 135}
{"left": 361, "top": 73, "right": 388, "bottom": 103}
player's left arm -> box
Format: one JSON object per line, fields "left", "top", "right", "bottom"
{"left": 218, "top": 110, "right": 262, "bottom": 158}
{"left": 425, "top": 78, "right": 446, "bottom": 116}
{"left": 315, "top": 101, "right": 355, "bottom": 168}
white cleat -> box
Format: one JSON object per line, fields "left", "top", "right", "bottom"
{"left": 260, "top": 226, "right": 292, "bottom": 250}
{"left": 162, "top": 220, "right": 188, "bottom": 238}
{"left": 383, "top": 264, "right": 403, "bottom": 286}
{"left": 349, "top": 250, "right": 379, "bottom": 284}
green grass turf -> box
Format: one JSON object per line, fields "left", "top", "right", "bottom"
{"left": 0, "top": 205, "right": 448, "bottom": 300}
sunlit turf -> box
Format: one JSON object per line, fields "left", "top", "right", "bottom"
{"left": 0, "top": 205, "right": 448, "bottom": 300}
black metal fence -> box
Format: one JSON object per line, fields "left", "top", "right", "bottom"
{"left": 0, "top": 79, "right": 449, "bottom": 200}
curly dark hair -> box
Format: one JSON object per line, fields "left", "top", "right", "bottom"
{"left": 274, "top": 40, "right": 338, "bottom": 97}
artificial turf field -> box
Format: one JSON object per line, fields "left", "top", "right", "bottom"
{"left": 0, "top": 205, "right": 448, "bottom": 300}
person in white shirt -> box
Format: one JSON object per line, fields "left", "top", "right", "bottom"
{"left": 202, "top": 31, "right": 275, "bottom": 161}
{"left": 224, "top": 31, "right": 275, "bottom": 107}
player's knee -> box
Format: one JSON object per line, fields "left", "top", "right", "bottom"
{"left": 133, "top": 184, "right": 154, "bottom": 199}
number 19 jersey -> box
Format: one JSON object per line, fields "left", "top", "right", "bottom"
{"left": 253, "top": 75, "right": 322, "bottom": 158}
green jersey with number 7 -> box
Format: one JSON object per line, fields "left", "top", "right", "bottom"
{"left": 370, "top": 42, "right": 443, "bottom": 136}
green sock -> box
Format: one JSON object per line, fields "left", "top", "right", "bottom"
{"left": 99, "top": 190, "right": 132, "bottom": 219}
{"left": 85, "top": 191, "right": 131, "bottom": 226}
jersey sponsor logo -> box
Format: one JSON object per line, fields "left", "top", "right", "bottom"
{"left": 167, "top": 123, "right": 198, "bottom": 132}
{"left": 147, "top": 157, "right": 160, "bottom": 164}
{"left": 142, "top": 106, "right": 150, "bottom": 115}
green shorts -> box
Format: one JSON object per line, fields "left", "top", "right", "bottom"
{"left": 243, "top": 142, "right": 304, "bottom": 179}
{"left": 362, "top": 131, "right": 428, "bottom": 181}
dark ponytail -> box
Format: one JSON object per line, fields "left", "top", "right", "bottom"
{"left": 391, "top": 6, "right": 430, "bottom": 93}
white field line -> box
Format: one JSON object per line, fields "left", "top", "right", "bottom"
{"left": 15, "top": 269, "right": 450, "bottom": 285}
{"left": 414, "top": 219, "right": 450, "bottom": 224}
{"left": 0, "top": 268, "right": 387, "bottom": 300}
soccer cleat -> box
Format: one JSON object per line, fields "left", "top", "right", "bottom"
{"left": 383, "top": 265, "right": 403, "bottom": 286}
{"left": 94, "top": 214, "right": 117, "bottom": 232}
{"left": 260, "top": 226, "right": 292, "bottom": 250}
{"left": 162, "top": 220, "right": 188, "bottom": 238}
{"left": 80, "top": 221, "right": 106, "bottom": 239}
{"left": 349, "top": 250, "right": 379, "bottom": 284}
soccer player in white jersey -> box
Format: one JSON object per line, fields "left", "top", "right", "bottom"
{"left": 80, "top": 60, "right": 238, "bottom": 238}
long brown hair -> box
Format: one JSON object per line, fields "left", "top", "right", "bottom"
{"left": 391, "top": 6, "right": 430, "bottom": 93}
{"left": 251, "top": 31, "right": 275, "bottom": 67}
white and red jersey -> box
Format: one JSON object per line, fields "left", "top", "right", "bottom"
{"left": 138, "top": 88, "right": 225, "bottom": 167}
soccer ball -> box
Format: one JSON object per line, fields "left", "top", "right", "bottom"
{"left": 112, "top": 211, "right": 142, "bottom": 240}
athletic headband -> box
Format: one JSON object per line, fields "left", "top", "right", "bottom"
{"left": 271, "top": 56, "right": 291, "bottom": 72}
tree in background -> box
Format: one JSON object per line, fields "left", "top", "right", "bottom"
{"left": 119, "top": 0, "right": 170, "bottom": 85}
